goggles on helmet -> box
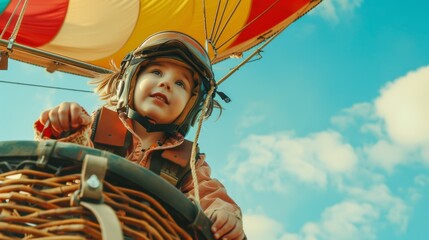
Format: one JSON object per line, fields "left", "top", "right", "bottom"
{"left": 133, "top": 32, "right": 213, "bottom": 86}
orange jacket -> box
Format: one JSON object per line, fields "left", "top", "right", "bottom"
{"left": 34, "top": 108, "right": 242, "bottom": 221}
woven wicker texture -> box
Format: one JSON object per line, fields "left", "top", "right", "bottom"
{"left": 0, "top": 168, "right": 192, "bottom": 240}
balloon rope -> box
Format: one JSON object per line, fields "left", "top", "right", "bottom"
{"left": 208, "top": 0, "right": 222, "bottom": 44}
{"left": 0, "top": 0, "right": 23, "bottom": 40}
{"left": 9, "top": 0, "right": 30, "bottom": 42}
{"left": 216, "top": 1, "right": 318, "bottom": 86}
{"left": 211, "top": 0, "right": 243, "bottom": 47}
{"left": 189, "top": 83, "right": 216, "bottom": 205}
{"left": 216, "top": 30, "right": 280, "bottom": 86}
{"left": 211, "top": 0, "right": 229, "bottom": 46}
{"left": 202, "top": 0, "right": 209, "bottom": 52}
{"left": 215, "top": 0, "right": 281, "bottom": 50}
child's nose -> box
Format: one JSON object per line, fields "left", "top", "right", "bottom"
{"left": 159, "top": 77, "right": 172, "bottom": 90}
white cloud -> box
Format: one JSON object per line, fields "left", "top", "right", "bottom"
{"left": 281, "top": 234, "right": 300, "bottom": 240}
{"left": 240, "top": 115, "right": 265, "bottom": 129}
{"left": 331, "top": 102, "right": 377, "bottom": 130}
{"left": 229, "top": 66, "right": 428, "bottom": 240}
{"left": 243, "top": 214, "right": 285, "bottom": 239}
{"left": 243, "top": 213, "right": 303, "bottom": 240}
{"left": 243, "top": 185, "right": 411, "bottom": 240}
{"left": 360, "top": 123, "right": 384, "bottom": 138}
{"left": 336, "top": 0, "right": 363, "bottom": 11}
{"left": 346, "top": 184, "right": 410, "bottom": 233}
{"left": 414, "top": 174, "right": 429, "bottom": 187}
{"left": 226, "top": 130, "right": 358, "bottom": 191}
{"left": 331, "top": 66, "right": 429, "bottom": 171}
{"left": 313, "top": 0, "right": 363, "bottom": 22}
{"left": 315, "top": 0, "right": 338, "bottom": 22}
{"left": 407, "top": 188, "right": 422, "bottom": 202}
{"left": 375, "top": 65, "right": 429, "bottom": 146}
{"left": 420, "top": 147, "right": 429, "bottom": 165}
{"left": 301, "top": 201, "right": 378, "bottom": 240}
{"left": 330, "top": 101, "right": 386, "bottom": 139}
{"left": 345, "top": 102, "right": 374, "bottom": 117}
{"left": 330, "top": 114, "right": 355, "bottom": 129}
{"left": 311, "top": 131, "right": 357, "bottom": 173}
{"left": 406, "top": 174, "right": 429, "bottom": 202}
{"left": 236, "top": 102, "right": 270, "bottom": 132}
{"left": 363, "top": 140, "right": 410, "bottom": 173}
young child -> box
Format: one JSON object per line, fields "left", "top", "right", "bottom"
{"left": 34, "top": 31, "right": 245, "bottom": 240}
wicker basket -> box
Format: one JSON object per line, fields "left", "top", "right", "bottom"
{"left": 0, "top": 141, "right": 214, "bottom": 240}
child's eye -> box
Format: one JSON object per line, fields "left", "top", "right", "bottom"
{"left": 151, "top": 69, "right": 162, "bottom": 76}
{"left": 175, "top": 80, "right": 186, "bottom": 89}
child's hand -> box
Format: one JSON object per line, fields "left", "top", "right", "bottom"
{"left": 209, "top": 209, "right": 245, "bottom": 240}
{"left": 39, "top": 102, "right": 91, "bottom": 137}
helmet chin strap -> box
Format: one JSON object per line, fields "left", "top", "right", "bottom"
{"left": 127, "top": 108, "right": 180, "bottom": 134}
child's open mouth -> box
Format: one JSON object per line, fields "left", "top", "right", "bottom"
{"left": 150, "top": 93, "right": 169, "bottom": 104}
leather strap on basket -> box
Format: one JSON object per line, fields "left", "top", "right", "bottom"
{"left": 71, "top": 154, "right": 124, "bottom": 240}
{"left": 79, "top": 154, "right": 107, "bottom": 202}
{"left": 80, "top": 201, "right": 123, "bottom": 240}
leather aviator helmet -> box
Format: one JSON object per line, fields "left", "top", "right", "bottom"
{"left": 115, "top": 31, "right": 216, "bottom": 136}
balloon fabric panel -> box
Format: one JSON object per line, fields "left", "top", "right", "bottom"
{"left": 0, "top": 0, "right": 68, "bottom": 47}
{"left": 0, "top": 0, "right": 322, "bottom": 76}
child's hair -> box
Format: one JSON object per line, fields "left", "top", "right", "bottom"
{"left": 91, "top": 71, "right": 120, "bottom": 107}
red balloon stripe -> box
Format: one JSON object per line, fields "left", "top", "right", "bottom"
{"left": 230, "top": 0, "right": 311, "bottom": 48}
{"left": 0, "top": 0, "right": 68, "bottom": 47}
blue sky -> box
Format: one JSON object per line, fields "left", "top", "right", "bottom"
{"left": 1, "top": 0, "right": 429, "bottom": 239}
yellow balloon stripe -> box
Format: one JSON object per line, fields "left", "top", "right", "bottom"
{"left": 40, "top": 0, "right": 139, "bottom": 62}
{"left": 90, "top": 0, "right": 251, "bottom": 69}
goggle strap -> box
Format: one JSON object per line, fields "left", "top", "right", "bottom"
{"left": 216, "top": 90, "right": 231, "bottom": 103}
{"left": 127, "top": 108, "right": 179, "bottom": 133}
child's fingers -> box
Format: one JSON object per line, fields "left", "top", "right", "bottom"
{"left": 80, "top": 113, "right": 91, "bottom": 126}
{"left": 211, "top": 211, "right": 235, "bottom": 239}
{"left": 57, "top": 102, "right": 72, "bottom": 131}
{"left": 213, "top": 220, "right": 233, "bottom": 239}
{"left": 39, "top": 110, "right": 50, "bottom": 126}
{"left": 69, "top": 103, "right": 89, "bottom": 128}
{"left": 48, "top": 106, "right": 63, "bottom": 133}
{"left": 221, "top": 223, "right": 245, "bottom": 240}
{"left": 69, "top": 103, "right": 81, "bottom": 128}
{"left": 210, "top": 210, "right": 245, "bottom": 240}
{"left": 210, "top": 211, "right": 228, "bottom": 232}
{"left": 44, "top": 102, "right": 88, "bottom": 134}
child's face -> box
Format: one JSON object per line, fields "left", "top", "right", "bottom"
{"left": 133, "top": 60, "right": 195, "bottom": 124}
